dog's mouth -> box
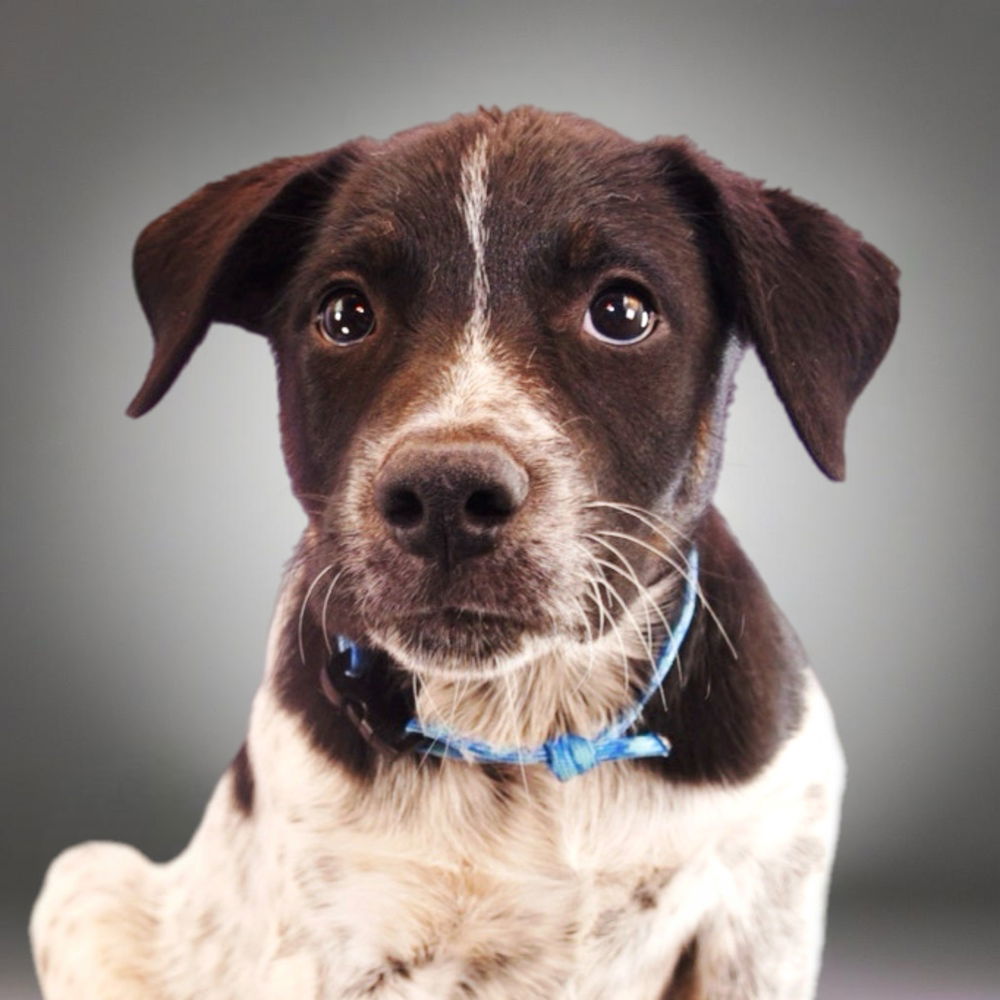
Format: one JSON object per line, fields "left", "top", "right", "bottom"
{"left": 372, "top": 606, "right": 554, "bottom": 678}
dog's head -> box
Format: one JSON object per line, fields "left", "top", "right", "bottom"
{"left": 130, "top": 107, "right": 897, "bottom": 694}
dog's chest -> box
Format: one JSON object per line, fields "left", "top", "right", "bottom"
{"left": 260, "top": 785, "right": 707, "bottom": 999}
{"left": 149, "top": 675, "right": 838, "bottom": 1000}
{"left": 232, "top": 705, "right": 764, "bottom": 1000}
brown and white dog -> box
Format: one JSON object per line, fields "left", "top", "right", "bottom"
{"left": 31, "top": 107, "right": 898, "bottom": 999}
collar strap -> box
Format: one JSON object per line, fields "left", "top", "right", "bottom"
{"left": 404, "top": 549, "right": 698, "bottom": 780}
{"left": 406, "top": 722, "right": 673, "bottom": 781}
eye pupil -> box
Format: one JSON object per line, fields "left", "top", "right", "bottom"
{"left": 585, "top": 287, "right": 656, "bottom": 344}
{"left": 318, "top": 288, "right": 375, "bottom": 344}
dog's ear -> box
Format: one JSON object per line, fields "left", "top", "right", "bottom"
{"left": 128, "top": 141, "right": 369, "bottom": 417}
{"left": 658, "top": 140, "right": 899, "bottom": 480}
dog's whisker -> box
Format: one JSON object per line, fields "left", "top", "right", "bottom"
{"left": 596, "top": 526, "right": 737, "bottom": 660}
{"left": 585, "top": 499, "right": 684, "bottom": 541}
{"left": 414, "top": 674, "right": 458, "bottom": 771}
{"left": 590, "top": 504, "right": 716, "bottom": 629}
{"left": 591, "top": 524, "right": 691, "bottom": 600}
{"left": 587, "top": 555, "right": 658, "bottom": 682}
{"left": 586, "top": 531, "right": 685, "bottom": 688}
{"left": 569, "top": 591, "right": 598, "bottom": 686}
{"left": 576, "top": 538, "right": 652, "bottom": 638}
{"left": 595, "top": 530, "right": 697, "bottom": 686}
{"left": 297, "top": 563, "right": 336, "bottom": 666}
{"left": 585, "top": 554, "right": 654, "bottom": 642}
{"left": 573, "top": 546, "right": 616, "bottom": 642}
{"left": 589, "top": 507, "right": 703, "bottom": 635}
{"left": 586, "top": 533, "right": 674, "bottom": 638}
{"left": 415, "top": 671, "right": 447, "bottom": 729}
{"left": 575, "top": 546, "right": 636, "bottom": 699}
{"left": 586, "top": 500, "right": 693, "bottom": 585}
{"left": 585, "top": 500, "right": 690, "bottom": 560}
{"left": 319, "top": 569, "right": 346, "bottom": 656}
{"left": 411, "top": 674, "right": 435, "bottom": 771}
{"left": 568, "top": 572, "right": 614, "bottom": 701}
{"left": 564, "top": 591, "right": 604, "bottom": 703}
{"left": 502, "top": 670, "right": 532, "bottom": 797}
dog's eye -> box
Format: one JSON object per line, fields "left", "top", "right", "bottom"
{"left": 316, "top": 288, "right": 376, "bottom": 345}
{"left": 583, "top": 287, "right": 657, "bottom": 345}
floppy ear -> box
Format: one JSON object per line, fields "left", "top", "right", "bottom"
{"left": 658, "top": 140, "right": 899, "bottom": 480}
{"left": 128, "top": 140, "right": 369, "bottom": 417}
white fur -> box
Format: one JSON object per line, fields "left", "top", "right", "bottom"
{"left": 459, "top": 131, "right": 491, "bottom": 348}
{"left": 32, "top": 579, "right": 844, "bottom": 999}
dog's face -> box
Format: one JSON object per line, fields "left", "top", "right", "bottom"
{"left": 273, "top": 115, "right": 730, "bottom": 676}
{"left": 129, "top": 108, "right": 897, "bottom": 684}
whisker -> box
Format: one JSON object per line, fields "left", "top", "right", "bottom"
{"left": 416, "top": 671, "right": 445, "bottom": 727}
{"left": 566, "top": 590, "right": 601, "bottom": 701}
{"left": 585, "top": 500, "right": 691, "bottom": 567}
{"left": 587, "top": 555, "right": 658, "bottom": 678}
{"left": 584, "top": 569, "right": 614, "bottom": 644}
{"left": 570, "top": 591, "right": 598, "bottom": 681}
{"left": 412, "top": 674, "right": 435, "bottom": 770}
{"left": 297, "top": 564, "right": 336, "bottom": 666}
{"left": 575, "top": 546, "right": 636, "bottom": 699}
{"left": 594, "top": 527, "right": 703, "bottom": 688}
{"left": 596, "top": 526, "right": 736, "bottom": 660}
{"left": 586, "top": 532, "right": 681, "bottom": 689}
{"left": 572, "top": 548, "right": 617, "bottom": 659}
{"left": 415, "top": 673, "right": 456, "bottom": 770}
{"left": 502, "top": 670, "right": 531, "bottom": 797}
{"left": 586, "top": 533, "right": 673, "bottom": 639}
{"left": 319, "top": 569, "right": 346, "bottom": 656}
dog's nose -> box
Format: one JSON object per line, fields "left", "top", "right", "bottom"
{"left": 374, "top": 440, "right": 529, "bottom": 565}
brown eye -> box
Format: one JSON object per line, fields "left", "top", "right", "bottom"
{"left": 583, "top": 286, "right": 657, "bottom": 345}
{"left": 316, "top": 287, "right": 376, "bottom": 345}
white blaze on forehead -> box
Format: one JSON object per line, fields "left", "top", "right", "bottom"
{"left": 366, "top": 129, "right": 564, "bottom": 463}
{"left": 397, "top": 129, "right": 517, "bottom": 430}
{"left": 459, "top": 132, "right": 491, "bottom": 344}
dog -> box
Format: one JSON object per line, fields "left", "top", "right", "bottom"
{"left": 31, "top": 106, "right": 898, "bottom": 999}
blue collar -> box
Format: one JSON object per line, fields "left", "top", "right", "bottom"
{"left": 337, "top": 549, "right": 699, "bottom": 782}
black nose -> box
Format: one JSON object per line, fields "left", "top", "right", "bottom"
{"left": 374, "top": 440, "right": 529, "bottom": 565}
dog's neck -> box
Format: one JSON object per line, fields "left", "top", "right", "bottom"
{"left": 273, "top": 508, "right": 807, "bottom": 787}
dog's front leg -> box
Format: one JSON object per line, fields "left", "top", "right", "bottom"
{"left": 31, "top": 841, "right": 167, "bottom": 1000}
{"left": 687, "top": 837, "right": 836, "bottom": 999}
{"left": 661, "top": 676, "right": 845, "bottom": 1000}
{"left": 689, "top": 724, "right": 844, "bottom": 995}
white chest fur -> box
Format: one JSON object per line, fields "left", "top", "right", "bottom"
{"left": 32, "top": 661, "right": 842, "bottom": 1000}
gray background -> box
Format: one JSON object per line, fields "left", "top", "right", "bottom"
{"left": 3, "top": 1, "right": 997, "bottom": 996}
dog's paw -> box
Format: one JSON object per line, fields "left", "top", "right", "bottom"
{"left": 31, "top": 841, "right": 163, "bottom": 999}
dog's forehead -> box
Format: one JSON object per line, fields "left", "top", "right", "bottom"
{"left": 326, "top": 109, "right": 677, "bottom": 265}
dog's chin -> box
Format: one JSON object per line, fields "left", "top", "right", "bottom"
{"left": 373, "top": 614, "right": 560, "bottom": 681}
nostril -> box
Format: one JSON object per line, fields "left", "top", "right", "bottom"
{"left": 383, "top": 486, "right": 424, "bottom": 529}
{"left": 464, "top": 486, "right": 515, "bottom": 525}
